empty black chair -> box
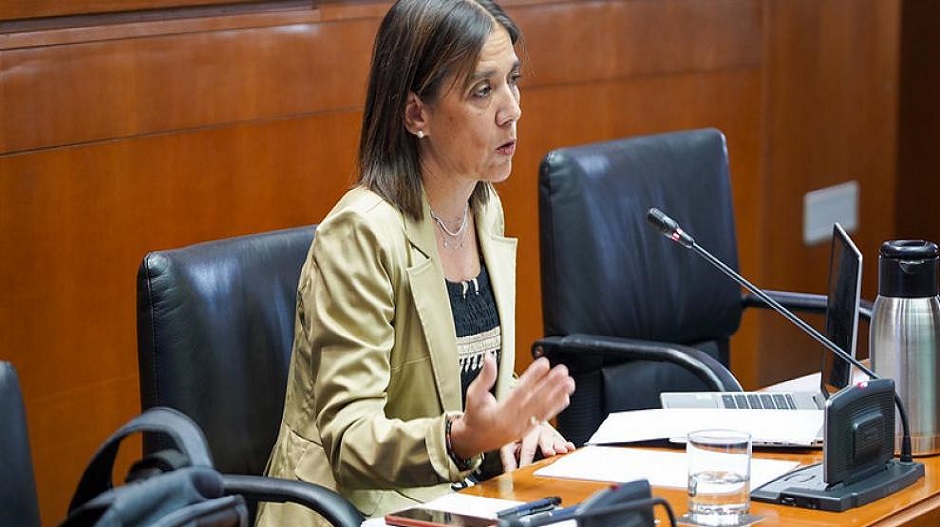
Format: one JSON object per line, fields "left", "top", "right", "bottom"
{"left": 136, "top": 225, "right": 362, "bottom": 527}
{"left": 0, "top": 361, "right": 42, "bottom": 527}
{"left": 535, "top": 128, "right": 838, "bottom": 446}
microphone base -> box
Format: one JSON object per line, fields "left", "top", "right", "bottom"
{"left": 751, "top": 459, "right": 924, "bottom": 512}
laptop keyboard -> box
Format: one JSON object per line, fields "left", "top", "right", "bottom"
{"left": 721, "top": 392, "right": 798, "bottom": 410}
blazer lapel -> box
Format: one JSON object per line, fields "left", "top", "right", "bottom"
{"left": 403, "top": 193, "right": 518, "bottom": 410}
{"left": 404, "top": 200, "right": 463, "bottom": 412}
{"left": 476, "top": 204, "right": 518, "bottom": 398}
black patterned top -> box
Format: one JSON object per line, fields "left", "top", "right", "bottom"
{"left": 445, "top": 264, "right": 501, "bottom": 407}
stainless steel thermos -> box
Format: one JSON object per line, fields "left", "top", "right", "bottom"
{"left": 870, "top": 240, "right": 940, "bottom": 456}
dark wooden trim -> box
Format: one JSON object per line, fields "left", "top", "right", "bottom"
{"left": 0, "top": 0, "right": 313, "bottom": 26}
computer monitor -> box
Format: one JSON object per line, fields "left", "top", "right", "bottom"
{"left": 821, "top": 222, "right": 863, "bottom": 397}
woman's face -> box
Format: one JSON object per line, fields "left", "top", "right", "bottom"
{"left": 416, "top": 26, "right": 522, "bottom": 186}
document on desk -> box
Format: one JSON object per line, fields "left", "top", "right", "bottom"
{"left": 586, "top": 408, "right": 823, "bottom": 446}
{"left": 534, "top": 446, "right": 800, "bottom": 490}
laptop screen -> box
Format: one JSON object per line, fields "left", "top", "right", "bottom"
{"left": 820, "top": 223, "right": 863, "bottom": 397}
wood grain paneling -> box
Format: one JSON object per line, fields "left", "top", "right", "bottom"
{"left": 897, "top": 0, "right": 940, "bottom": 242}
{"left": 0, "top": 0, "right": 291, "bottom": 22}
{"left": 759, "top": 0, "right": 900, "bottom": 385}
{"left": 1, "top": 111, "right": 361, "bottom": 523}
{"left": 0, "top": 12, "right": 375, "bottom": 154}
{"left": 513, "top": 0, "right": 761, "bottom": 83}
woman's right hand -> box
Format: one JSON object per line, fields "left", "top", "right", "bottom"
{"left": 448, "top": 353, "right": 575, "bottom": 460}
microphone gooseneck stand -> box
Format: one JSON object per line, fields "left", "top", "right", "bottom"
{"left": 646, "top": 207, "right": 924, "bottom": 511}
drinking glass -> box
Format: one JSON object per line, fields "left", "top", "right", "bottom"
{"left": 686, "top": 429, "right": 752, "bottom": 526}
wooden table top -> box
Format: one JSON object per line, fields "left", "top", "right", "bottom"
{"left": 461, "top": 447, "right": 940, "bottom": 527}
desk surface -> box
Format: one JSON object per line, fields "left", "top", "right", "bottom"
{"left": 461, "top": 447, "right": 940, "bottom": 527}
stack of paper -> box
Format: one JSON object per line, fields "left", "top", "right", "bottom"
{"left": 534, "top": 445, "right": 800, "bottom": 490}
{"left": 586, "top": 408, "right": 823, "bottom": 446}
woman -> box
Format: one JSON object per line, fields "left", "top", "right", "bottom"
{"left": 258, "top": 1, "right": 576, "bottom": 524}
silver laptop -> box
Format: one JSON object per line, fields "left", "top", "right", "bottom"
{"left": 659, "top": 223, "right": 862, "bottom": 433}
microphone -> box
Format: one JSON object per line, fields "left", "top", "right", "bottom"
{"left": 646, "top": 207, "right": 925, "bottom": 511}
{"left": 647, "top": 207, "right": 694, "bottom": 248}
{"left": 573, "top": 498, "right": 675, "bottom": 527}
{"left": 497, "top": 499, "right": 673, "bottom": 527}
{"left": 646, "top": 207, "right": 913, "bottom": 462}
{"left": 498, "top": 479, "right": 669, "bottom": 527}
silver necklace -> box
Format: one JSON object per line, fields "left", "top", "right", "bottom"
{"left": 429, "top": 204, "right": 469, "bottom": 249}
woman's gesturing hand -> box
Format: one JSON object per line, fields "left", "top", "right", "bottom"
{"left": 448, "top": 353, "right": 575, "bottom": 461}
{"left": 499, "top": 421, "right": 577, "bottom": 471}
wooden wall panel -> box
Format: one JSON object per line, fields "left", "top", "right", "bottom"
{"left": 758, "top": 0, "right": 901, "bottom": 385}
{"left": 0, "top": 0, "right": 281, "bottom": 22}
{"left": 0, "top": 10, "right": 374, "bottom": 154}
{"left": 897, "top": 0, "right": 940, "bottom": 242}
{"left": 1, "top": 112, "right": 361, "bottom": 523}
{"left": 514, "top": 0, "right": 761, "bottom": 82}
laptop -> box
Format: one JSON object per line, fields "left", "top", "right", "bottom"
{"left": 659, "top": 223, "right": 863, "bottom": 443}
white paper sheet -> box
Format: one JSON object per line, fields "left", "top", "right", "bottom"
{"left": 586, "top": 408, "right": 824, "bottom": 446}
{"left": 533, "top": 445, "right": 801, "bottom": 490}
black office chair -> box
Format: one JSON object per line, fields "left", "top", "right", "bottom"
{"left": 0, "top": 361, "right": 42, "bottom": 527}
{"left": 535, "top": 128, "right": 842, "bottom": 446}
{"left": 136, "top": 225, "right": 363, "bottom": 527}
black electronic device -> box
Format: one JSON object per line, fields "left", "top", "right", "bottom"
{"left": 497, "top": 479, "right": 667, "bottom": 527}
{"left": 750, "top": 377, "right": 920, "bottom": 511}
{"left": 821, "top": 222, "right": 863, "bottom": 397}
{"left": 646, "top": 208, "right": 925, "bottom": 511}
{"left": 578, "top": 479, "right": 654, "bottom": 527}
{"left": 386, "top": 507, "right": 497, "bottom": 527}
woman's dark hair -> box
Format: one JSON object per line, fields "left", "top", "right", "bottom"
{"left": 357, "top": 0, "right": 522, "bottom": 220}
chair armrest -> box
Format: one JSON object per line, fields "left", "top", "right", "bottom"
{"left": 742, "top": 290, "right": 873, "bottom": 321}
{"left": 532, "top": 334, "right": 742, "bottom": 392}
{"left": 222, "top": 474, "right": 363, "bottom": 527}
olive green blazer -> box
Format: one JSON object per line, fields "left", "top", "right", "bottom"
{"left": 258, "top": 186, "right": 517, "bottom": 526}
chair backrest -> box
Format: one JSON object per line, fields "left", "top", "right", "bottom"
{"left": 136, "top": 225, "right": 315, "bottom": 476}
{"left": 539, "top": 128, "right": 743, "bottom": 364}
{"left": 0, "top": 361, "right": 42, "bottom": 527}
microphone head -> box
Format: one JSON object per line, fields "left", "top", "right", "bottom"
{"left": 646, "top": 207, "right": 675, "bottom": 233}
{"left": 646, "top": 207, "right": 694, "bottom": 248}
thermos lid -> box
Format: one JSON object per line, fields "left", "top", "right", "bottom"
{"left": 878, "top": 240, "right": 939, "bottom": 298}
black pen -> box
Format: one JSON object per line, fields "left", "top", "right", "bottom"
{"left": 508, "top": 505, "right": 579, "bottom": 526}
{"left": 495, "top": 496, "right": 562, "bottom": 518}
